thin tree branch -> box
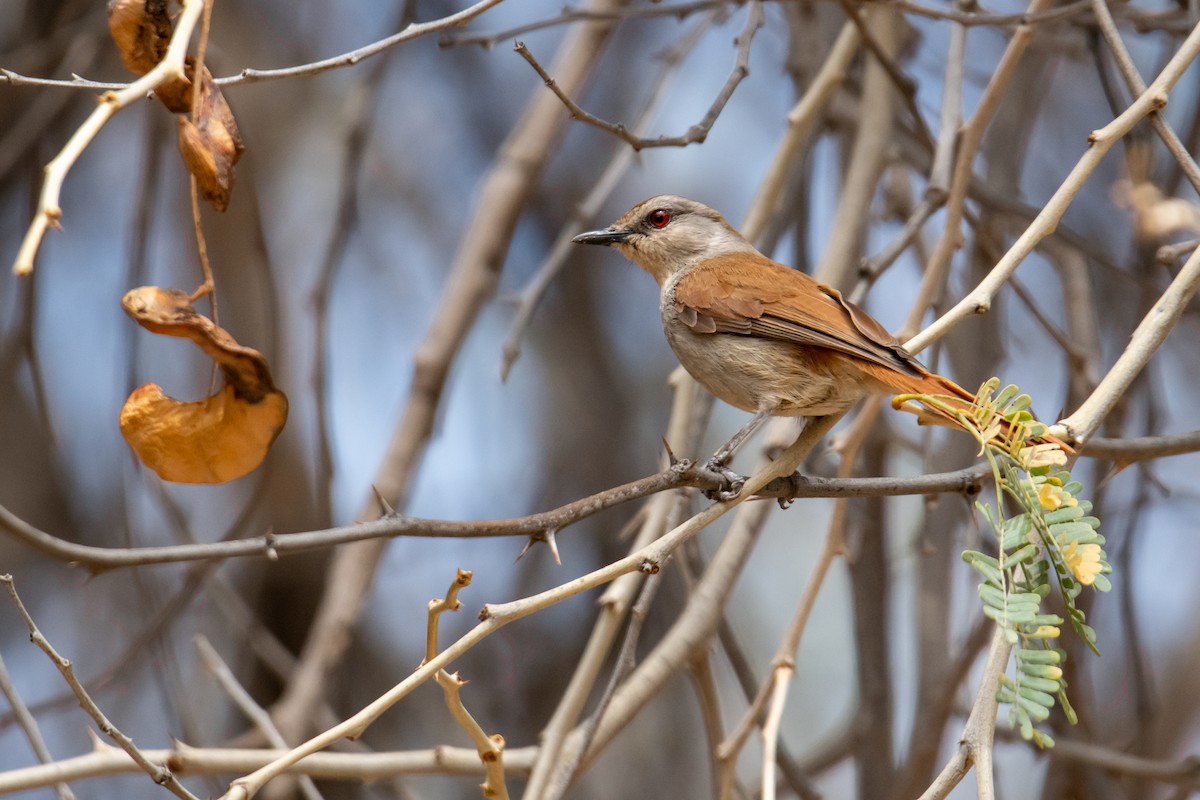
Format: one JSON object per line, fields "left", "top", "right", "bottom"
{"left": 219, "top": 420, "right": 830, "bottom": 800}
{"left": 0, "top": 460, "right": 996, "bottom": 571}
{"left": 514, "top": 0, "right": 763, "bottom": 151}
{"left": 270, "top": 0, "right": 632, "bottom": 747}
{"left": 916, "top": 626, "right": 1010, "bottom": 800}
{"left": 0, "top": 650, "right": 75, "bottom": 800}
{"left": 500, "top": 7, "right": 723, "bottom": 379}
{"left": 1090, "top": 0, "right": 1200, "bottom": 195}
{"left": 11, "top": 0, "right": 205, "bottom": 275}
{"left": 0, "top": 743, "right": 540, "bottom": 795}
{"left": 1, "top": 576, "right": 201, "bottom": 800}
{"left": 217, "top": 0, "right": 508, "bottom": 85}
{"left": 195, "top": 637, "right": 324, "bottom": 800}
{"left": 905, "top": 20, "right": 1200, "bottom": 355}
{"left": 1056, "top": 241, "right": 1200, "bottom": 444}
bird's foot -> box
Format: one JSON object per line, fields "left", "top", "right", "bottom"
{"left": 702, "top": 457, "right": 746, "bottom": 501}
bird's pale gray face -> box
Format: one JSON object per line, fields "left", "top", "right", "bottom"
{"left": 573, "top": 195, "right": 756, "bottom": 284}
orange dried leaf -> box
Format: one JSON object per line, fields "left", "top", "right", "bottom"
{"left": 177, "top": 70, "right": 244, "bottom": 211}
{"left": 120, "top": 383, "right": 288, "bottom": 483}
{"left": 108, "top": 0, "right": 173, "bottom": 75}
{"left": 119, "top": 286, "right": 288, "bottom": 484}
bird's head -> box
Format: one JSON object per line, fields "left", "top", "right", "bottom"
{"left": 573, "top": 195, "right": 757, "bottom": 284}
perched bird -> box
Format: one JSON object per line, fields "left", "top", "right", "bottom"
{"left": 573, "top": 195, "right": 984, "bottom": 473}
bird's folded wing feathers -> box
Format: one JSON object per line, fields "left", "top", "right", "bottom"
{"left": 673, "top": 254, "right": 927, "bottom": 379}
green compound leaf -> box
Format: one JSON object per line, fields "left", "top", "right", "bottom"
{"left": 898, "top": 378, "right": 1110, "bottom": 750}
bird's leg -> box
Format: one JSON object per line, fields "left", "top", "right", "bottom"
{"left": 704, "top": 408, "right": 773, "bottom": 499}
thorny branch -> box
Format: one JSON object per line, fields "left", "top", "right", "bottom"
{"left": 1, "top": 576, "right": 201, "bottom": 800}
{"left": 0, "top": 460, "right": 1005, "bottom": 571}
{"left": 514, "top": 0, "right": 763, "bottom": 151}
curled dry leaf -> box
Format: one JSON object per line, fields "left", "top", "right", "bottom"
{"left": 177, "top": 70, "right": 244, "bottom": 211}
{"left": 107, "top": 0, "right": 172, "bottom": 75}
{"left": 108, "top": 0, "right": 247, "bottom": 207}
{"left": 108, "top": 0, "right": 194, "bottom": 111}
{"left": 119, "top": 286, "right": 288, "bottom": 483}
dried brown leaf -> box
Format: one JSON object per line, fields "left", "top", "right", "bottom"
{"left": 108, "top": 0, "right": 173, "bottom": 75}
{"left": 177, "top": 70, "right": 244, "bottom": 211}
{"left": 119, "top": 286, "right": 288, "bottom": 483}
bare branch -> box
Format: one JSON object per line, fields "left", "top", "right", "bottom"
{"left": 0, "top": 650, "right": 75, "bottom": 800}
{"left": 514, "top": 1, "right": 763, "bottom": 151}
{"left": 11, "top": 0, "right": 206, "bottom": 275}
{"left": 905, "top": 20, "right": 1200, "bottom": 354}
{"left": 0, "top": 460, "right": 997, "bottom": 571}
{"left": 195, "top": 637, "right": 325, "bottom": 800}
{"left": 441, "top": 0, "right": 723, "bottom": 48}
{"left": 917, "top": 626, "right": 1011, "bottom": 800}
{"left": 217, "top": 0, "right": 508, "bottom": 85}
{"left": 220, "top": 421, "right": 831, "bottom": 799}
{"left": 1056, "top": 242, "right": 1200, "bottom": 444}
{"left": 1, "top": 576, "right": 201, "bottom": 800}
{"left": 1090, "top": 0, "right": 1200, "bottom": 195}
{"left": 0, "top": 743, "right": 539, "bottom": 795}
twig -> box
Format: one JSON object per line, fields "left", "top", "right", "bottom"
{"left": 686, "top": 652, "right": 730, "bottom": 797}
{"left": 522, "top": 368, "right": 701, "bottom": 798}
{"left": 187, "top": 0, "right": 218, "bottom": 318}
{"left": 853, "top": 0, "right": 966, "bottom": 297}
{"left": 11, "top": 0, "right": 206, "bottom": 275}
{"left": 0, "top": 575, "right": 201, "bottom": 800}
{"left": 0, "top": 649, "right": 75, "bottom": 800}
{"left": 0, "top": 743, "right": 540, "bottom": 794}
{"left": 0, "top": 461, "right": 996, "bottom": 571}
{"left": 1046, "top": 241, "right": 1102, "bottom": 407}
{"left": 1157, "top": 237, "right": 1199, "bottom": 265}
{"left": 1090, "top": 0, "right": 1200, "bottom": 195}
{"left": 905, "top": 19, "right": 1200, "bottom": 354}
{"left": 441, "top": 0, "right": 722, "bottom": 48}
{"left": 220, "top": 421, "right": 828, "bottom": 799}
{"left": 719, "top": 399, "right": 881, "bottom": 798}
{"left": 427, "top": 570, "right": 509, "bottom": 800}
{"left": 218, "top": 0, "right": 507, "bottom": 85}
{"left": 1082, "top": 429, "right": 1200, "bottom": 460}
{"left": 741, "top": 20, "right": 861, "bottom": 239}
{"left": 0, "top": 71, "right": 125, "bottom": 90}
{"left": 500, "top": 7, "right": 722, "bottom": 379}
{"left": 880, "top": 0, "right": 1093, "bottom": 26}
{"left": 1056, "top": 240, "right": 1200, "bottom": 444}
{"left": 195, "top": 637, "right": 325, "bottom": 800}
{"left": 549, "top": 416, "right": 843, "bottom": 779}
{"left": 270, "top": 0, "right": 630, "bottom": 747}
{"left": 541, "top": 563, "right": 668, "bottom": 798}
{"left": 899, "top": 0, "right": 1055, "bottom": 339}
{"left": 916, "top": 626, "right": 1011, "bottom": 800}
{"left": 1036, "top": 736, "right": 1200, "bottom": 786}
{"left": 514, "top": 0, "right": 763, "bottom": 151}
{"left": 759, "top": 666, "right": 792, "bottom": 800}
{"left": 712, "top": 618, "right": 822, "bottom": 800}
{"left": 832, "top": 0, "right": 934, "bottom": 152}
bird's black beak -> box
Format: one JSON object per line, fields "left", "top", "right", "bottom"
{"left": 572, "top": 227, "right": 631, "bottom": 246}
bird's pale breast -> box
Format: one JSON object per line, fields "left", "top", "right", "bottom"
{"left": 661, "top": 307, "right": 881, "bottom": 416}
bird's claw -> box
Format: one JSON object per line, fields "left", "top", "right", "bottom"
{"left": 702, "top": 457, "right": 746, "bottom": 501}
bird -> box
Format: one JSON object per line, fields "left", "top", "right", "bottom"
{"left": 572, "top": 194, "right": 1003, "bottom": 481}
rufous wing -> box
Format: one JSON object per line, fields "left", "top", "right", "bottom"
{"left": 673, "top": 254, "right": 931, "bottom": 381}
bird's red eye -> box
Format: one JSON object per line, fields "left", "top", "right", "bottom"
{"left": 649, "top": 209, "right": 670, "bottom": 228}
